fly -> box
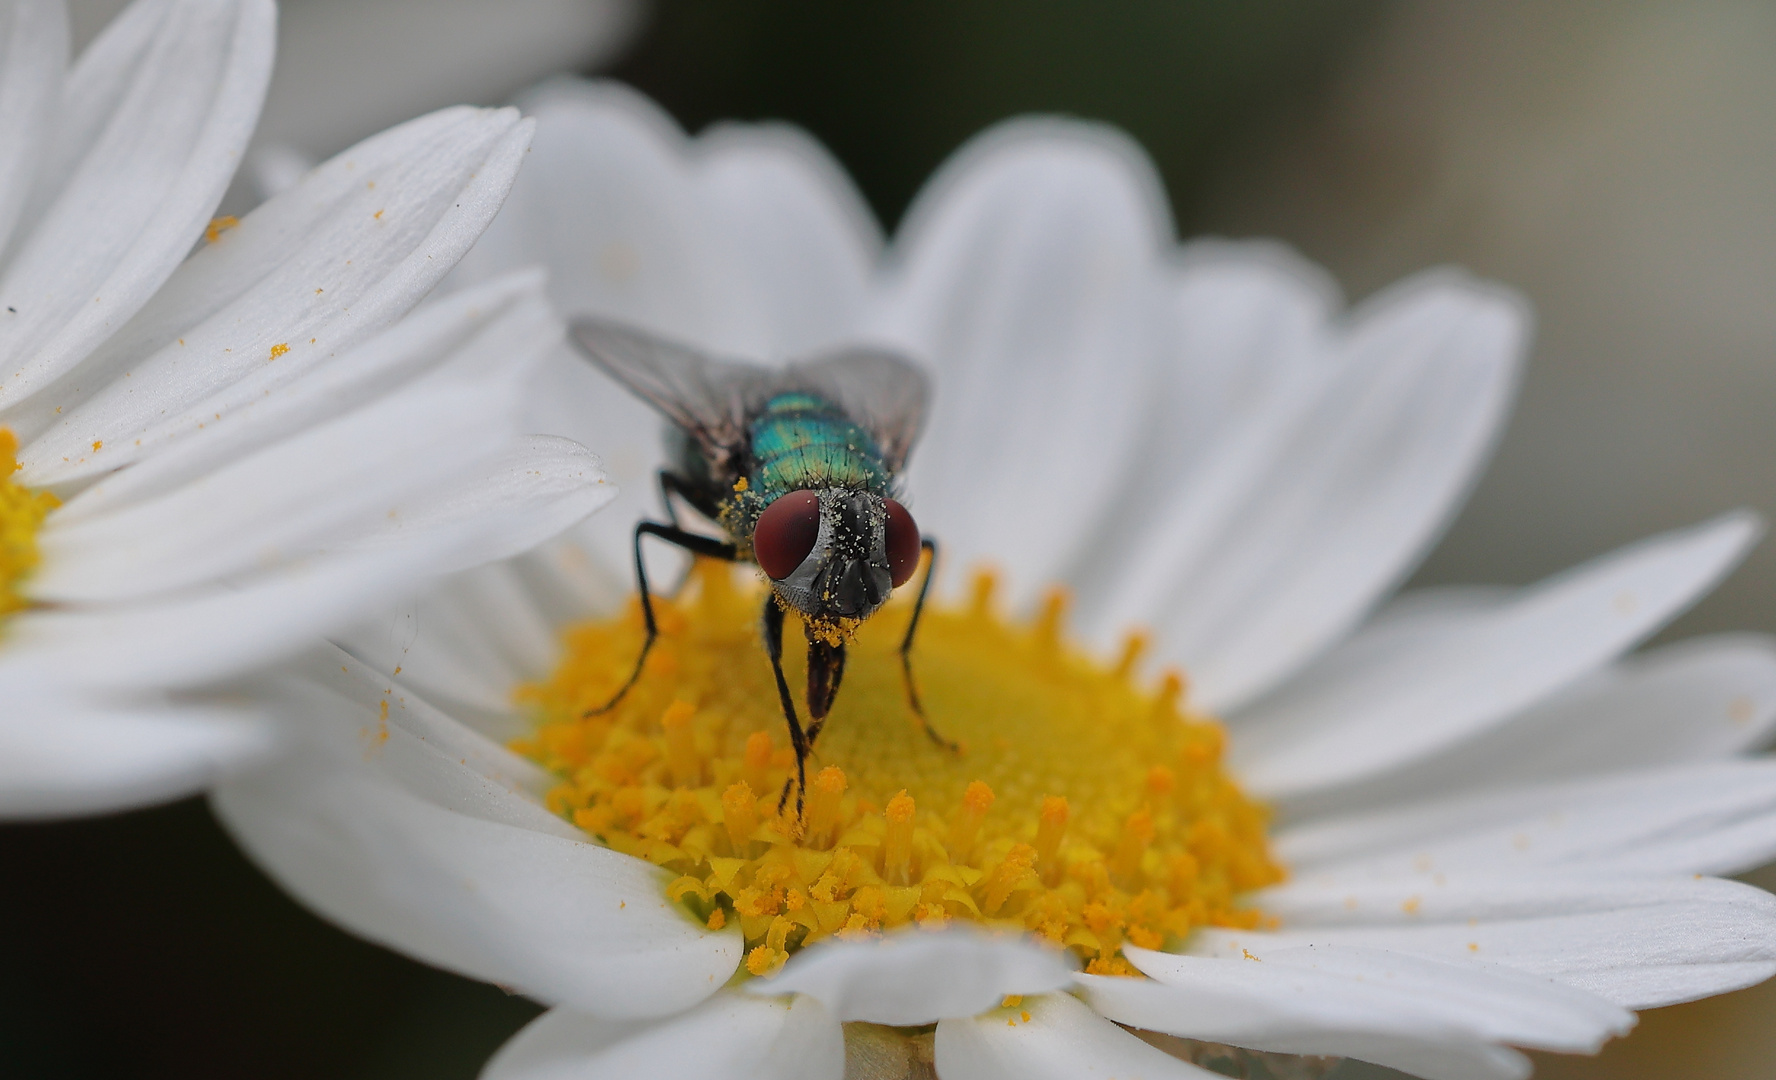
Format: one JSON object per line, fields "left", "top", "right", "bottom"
{"left": 569, "top": 317, "right": 950, "bottom": 818}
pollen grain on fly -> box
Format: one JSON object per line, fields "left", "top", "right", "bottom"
{"left": 514, "top": 562, "right": 1283, "bottom": 978}
{"left": 0, "top": 428, "right": 59, "bottom": 618}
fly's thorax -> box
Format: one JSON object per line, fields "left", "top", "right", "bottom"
{"left": 767, "top": 487, "right": 894, "bottom": 630}
{"left": 748, "top": 393, "right": 892, "bottom": 500}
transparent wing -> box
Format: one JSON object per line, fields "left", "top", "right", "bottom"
{"left": 568, "top": 316, "right": 776, "bottom": 467}
{"left": 570, "top": 316, "right": 932, "bottom": 476}
{"left": 787, "top": 347, "right": 932, "bottom": 472}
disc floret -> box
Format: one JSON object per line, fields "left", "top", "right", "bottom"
{"left": 0, "top": 429, "right": 59, "bottom": 618}
{"left": 515, "top": 560, "right": 1283, "bottom": 977}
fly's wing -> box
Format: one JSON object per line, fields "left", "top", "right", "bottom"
{"left": 787, "top": 347, "right": 932, "bottom": 473}
{"left": 568, "top": 316, "right": 775, "bottom": 473}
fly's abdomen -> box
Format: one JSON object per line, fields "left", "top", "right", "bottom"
{"left": 750, "top": 393, "right": 890, "bottom": 498}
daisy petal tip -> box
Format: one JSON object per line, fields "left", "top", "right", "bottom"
{"left": 897, "top": 113, "right": 1176, "bottom": 259}
{"left": 1173, "top": 236, "right": 1346, "bottom": 315}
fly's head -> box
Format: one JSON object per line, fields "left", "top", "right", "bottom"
{"left": 752, "top": 488, "right": 922, "bottom": 635}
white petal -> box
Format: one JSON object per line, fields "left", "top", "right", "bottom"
{"left": 933, "top": 990, "right": 1218, "bottom": 1080}
{"left": 22, "top": 104, "right": 533, "bottom": 477}
{"left": 35, "top": 381, "right": 516, "bottom": 602}
{"left": 1088, "top": 981, "right": 1531, "bottom": 1080}
{"left": 0, "top": 683, "right": 269, "bottom": 817}
{"left": 1201, "top": 873, "right": 1776, "bottom": 1010}
{"left": 0, "top": 0, "right": 273, "bottom": 411}
{"left": 1289, "top": 634, "right": 1776, "bottom": 819}
{"left": 49, "top": 270, "right": 555, "bottom": 525}
{"left": 453, "top": 81, "right": 882, "bottom": 579}
{"left": 1154, "top": 242, "right": 1341, "bottom": 472}
{"left": 254, "top": 0, "right": 640, "bottom": 159}
{"left": 446, "top": 82, "right": 722, "bottom": 577}
{"left": 335, "top": 555, "right": 573, "bottom": 737}
{"left": 1232, "top": 512, "right": 1762, "bottom": 802}
{"left": 751, "top": 928, "right": 1075, "bottom": 1026}
{"left": 886, "top": 119, "right": 1170, "bottom": 602}
{"left": 1439, "top": 633, "right": 1776, "bottom": 779}
{"left": 511, "top": 342, "right": 667, "bottom": 584}
{"left": 1100, "top": 272, "right": 1525, "bottom": 710}
{"left": 283, "top": 646, "right": 566, "bottom": 831}
{"left": 212, "top": 664, "right": 741, "bottom": 1016}
{"left": 1276, "top": 760, "right": 1776, "bottom": 879}
{"left": 1090, "top": 944, "right": 1630, "bottom": 1061}
{"left": 0, "top": 0, "right": 67, "bottom": 257}
{"left": 483, "top": 994, "right": 842, "bottom": 1080}
{"left": 1066, "top": 241, "right": 1337, "bottom": 639}
{"left": 341, "top": 435, "right": 616, "bottom": 576}
{"left": 7, "top": 539, "right": 461, "bottom": 691}
{"left": 693, "top": 120, "right": 880, "bottom": 356}
{"left": 457, "top": 78, "right": 763, "bottom": 352}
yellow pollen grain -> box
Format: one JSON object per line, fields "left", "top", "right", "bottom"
{"left": 204, "top": 215, "right": 239, "bottom": 243}
{"left": 514, "top": 561, "right": 1282, "bottom": 976}
{"left": 269, "top": 342, "right": 290, "bottom": 360}
{"left": 0, "top": 428, "right": 59, "bottom": 618}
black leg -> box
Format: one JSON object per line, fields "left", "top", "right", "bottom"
{"left": 901, "top": 537, "right": 956, "bottom": 750}
{"left": 763, "top": 595, "right": 811, "bottom": 818}
{"left": 655, "top": 471, "right": 685, "bottom": 529}
{"left": 657, "top": 470, "right": 725, "bottom": 527}
{"left": 804, "top": 635, "right": 846, "bottom": 744}
{"left": 584, "top": 521, "right": 738, "bottom": 717}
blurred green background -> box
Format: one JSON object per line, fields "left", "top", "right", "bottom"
{"left": 9, "top": 1, "right": 1776, "bottom": 1076}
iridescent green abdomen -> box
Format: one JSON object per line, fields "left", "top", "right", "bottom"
{"left": 749, "top": 392, "right": 890, "bottom": 500}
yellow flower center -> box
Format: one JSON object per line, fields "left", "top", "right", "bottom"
{"left": 0, "top": 428, "right": 59, "bottom": 617}
{"left": 514, "top": 559, "right": 1283, "bottom": 978}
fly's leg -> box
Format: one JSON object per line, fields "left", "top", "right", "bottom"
{"left": 657, "top": 471, "right": 727, "bottom": 592}
{"left": 901, "top": 537, "right": 957, "bottom": 750}
{"left": 657, "top": 470, "right": 726, "bottom": 526}
{"left": 583, "top": 521, "right": 738, "bottom": 717}
{"left": 656, "top": 471, "right": 688, "bottom": 529}
{"left": 804, "top": 635, "right": 846, "bottom": 745}
{"left": 763, "top": 596, "right": 812, "bottom": 819}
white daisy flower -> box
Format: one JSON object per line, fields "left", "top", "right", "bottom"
{"left": 214, "top": 80, "right": 1776, "bottom": 1080}
{"left": 0, "top": 4, "right": 615, "bottom": 817}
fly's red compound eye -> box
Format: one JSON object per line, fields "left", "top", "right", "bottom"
{"left": 884, "top": 498, "right": 920, "bottom": 588}
{"left": 753, "top": 490, "right": 821, "bottom": 580}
